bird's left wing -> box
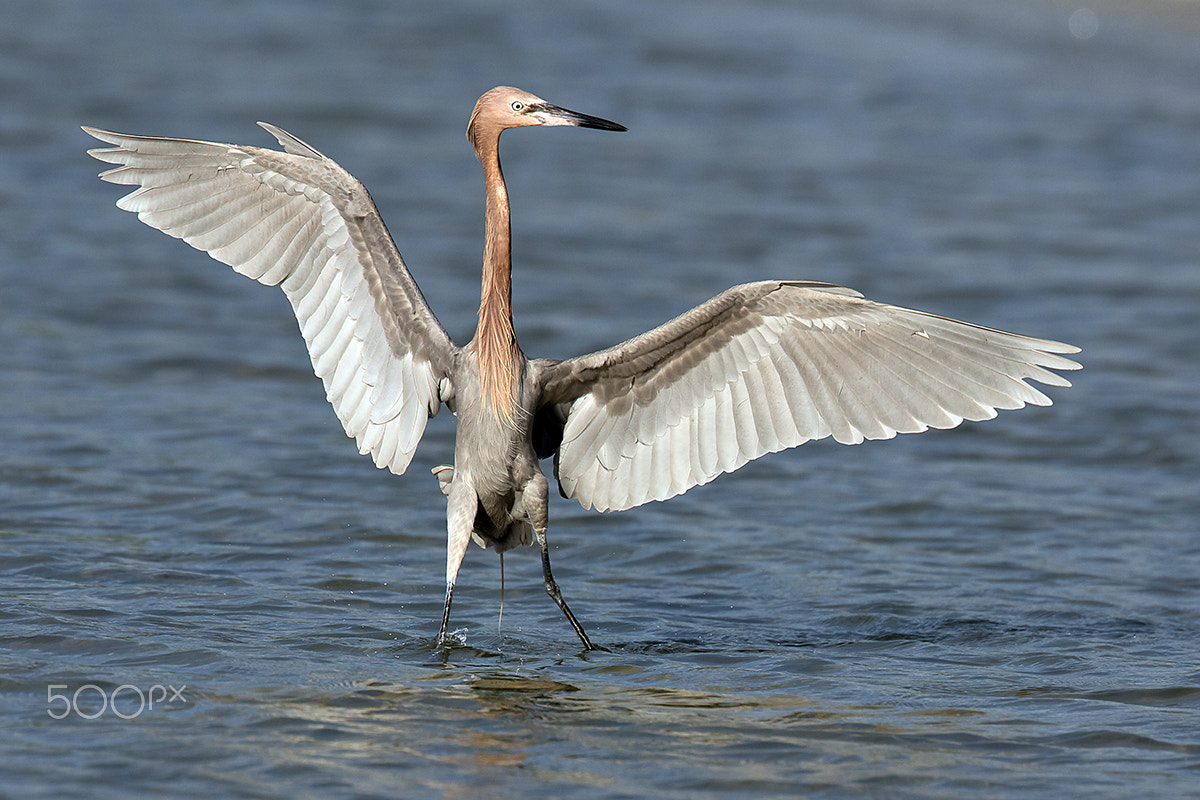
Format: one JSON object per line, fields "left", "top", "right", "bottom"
{"left": 85, "top": 124, "right": 458, "bottom": 475}
{"left": 537, "top": 281, "right": 1080, "bottom": 513}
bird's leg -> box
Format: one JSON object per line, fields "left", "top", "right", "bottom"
{"left": 437, "top": 584, "right": 455, "bottom": 647}
{"left": 524, "top": 473, "right": 594, "bottom": 650}
{"left": 536, "top": 530, "right": 594, "bottom": 650}
{"left": 438, "top": 478, "right": 476, "bottom": 648}
{"left": 497, "top": 551, "right": 505, "bottom": 637}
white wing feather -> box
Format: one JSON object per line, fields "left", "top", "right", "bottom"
{"left": 85, "top": 124, "right": 456, "bottom": 475}
{"left": 543, "top": 281, "right": 1079, "bottom": 512}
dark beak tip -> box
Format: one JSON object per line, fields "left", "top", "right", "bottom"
{"left": 580, "top": 117, "right": 627, "bottom": 133}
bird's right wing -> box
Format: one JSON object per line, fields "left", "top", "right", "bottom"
{"left": 85, "top": 124, "right": 458, "bottom": 475}
{"left": 538, "top": 281, "right": 1080, "bottom": 513}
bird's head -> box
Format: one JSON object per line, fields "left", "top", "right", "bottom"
{"left": 467, "top": 86, "right": 625, "bottom": 153}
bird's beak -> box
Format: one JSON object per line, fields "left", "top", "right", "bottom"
{"left": 532, "top": 103, "right": 627, "bottom": 132}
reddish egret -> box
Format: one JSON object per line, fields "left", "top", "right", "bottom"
{"left": 84, "top": 86, "right": 1079, "bottom": 649}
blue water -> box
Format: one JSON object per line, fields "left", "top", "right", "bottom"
{"left": 3, "top": 0, "right": 1199, "bottom": 797}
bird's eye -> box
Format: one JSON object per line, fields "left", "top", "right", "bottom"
{"left": 511, "top": 101, "right": 525, "bottom": 112}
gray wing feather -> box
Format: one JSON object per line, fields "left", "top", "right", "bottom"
{"left": 541, "top": 281, "right": 1080, "bottom": 512}
{"left": 85, "top": 124, "right": 457, "bottom": 475}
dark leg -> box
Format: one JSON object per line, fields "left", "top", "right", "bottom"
{"left": 437, "top": 584, "right": 454, "bottom": 647}
{"left": 537, "top": 531, "right": 594, "bottom": 650}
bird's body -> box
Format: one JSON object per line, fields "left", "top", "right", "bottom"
{"left": 85, "top": 87, "right": 1079, "bottom": 650}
